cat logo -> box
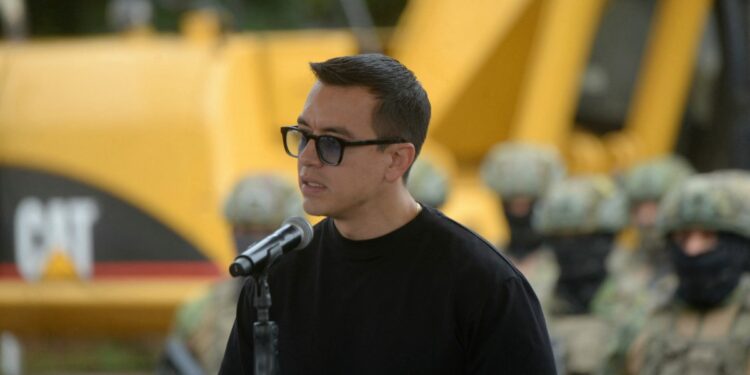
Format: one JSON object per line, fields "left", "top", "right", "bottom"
{"left": 14, "top": 197, "right": 100, "bottom": 281}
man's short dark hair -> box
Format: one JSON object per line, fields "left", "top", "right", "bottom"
{"left": 310, "top": 54, "right": 431, "bottom": 180}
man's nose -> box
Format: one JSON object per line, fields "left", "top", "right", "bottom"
{"left": 682, "top": 231, "right": 717, "bottom": 256}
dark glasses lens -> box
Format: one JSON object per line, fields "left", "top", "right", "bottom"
{"left": 282, "top": 127, "right": 344, "bottom": 165}
{"left": 316, "top": 136, "right": 343, "bottom": 165}
{"left": 284, "top": 128, "right": 307, "bottom": 155}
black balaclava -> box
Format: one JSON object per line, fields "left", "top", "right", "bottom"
{"left": 549, "top": 233, "right": 615, "bottom": 314}
{"left": 503, "top": 201, "right": 544, "bottom": 260}
{"left": 670, "top": 232, "right": 750, "bottom": 309}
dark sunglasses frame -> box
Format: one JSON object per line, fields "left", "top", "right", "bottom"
{"left": 281, "top": 126, "right": 407, "bottom": 166}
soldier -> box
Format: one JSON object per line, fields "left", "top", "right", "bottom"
{"left": 406, "top": 157, "right": 450, "bottom": 209}
{"left": 621, "top": 154, "right": 695, "bottom": 270}
{"left": 594, "top": 155, "right": 694, "bottom": 358}
{"left": 609, "top": 171, "right": 750, "bottom": 374}
{"left": 159, "top": 173, "right": 303, "bottom": 375}
{"left": 480, "top": 141, "right": 565, "bottom": 305}
{"left": 598, "top": 155, "right": 694, "bottom": 328}
{"left": 533, "top": 174, "right": 629, "bottom": 374}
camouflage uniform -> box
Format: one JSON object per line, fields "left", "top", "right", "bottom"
{"left": 606, "top": 171, "right": 750, "bottom": 375}
{"left": 625, "top": 277, "right": 750, "bottom": 375}
{"left": 160, "top": 174, "right": 304, "bottom": 374}
{"left": 480, "top": 142, "right": 565, "bottom": 308}
{"left": 406, "top": 157, "right": 450, "bottom": 209}
{"left": 533, "top": 174, "right": 629, "bottom": 374}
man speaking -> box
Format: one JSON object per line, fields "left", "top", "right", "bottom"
{"left": 220, "top": 53, "right": 556, "bottom": 374}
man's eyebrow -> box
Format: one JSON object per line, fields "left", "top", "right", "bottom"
{"left": 296, "top": 117, "right": 353, "bottom": 138}
{"left": 321, "top": 126, "right": 353, "bottom": 138}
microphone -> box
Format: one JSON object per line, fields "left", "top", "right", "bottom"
{"left": 229, "top": 216, "right": 313, "bottom": 277}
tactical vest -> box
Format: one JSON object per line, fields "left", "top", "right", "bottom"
{"left": 627, "top": 277, "right": 750, "bottom": 375}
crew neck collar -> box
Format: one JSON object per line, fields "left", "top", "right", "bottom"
{"left": 327, "top": 206, "right": 430, "bottom": 260}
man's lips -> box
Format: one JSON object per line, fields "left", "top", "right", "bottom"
{"left": 300, "top": 177, "right": 326, "bottom": 194}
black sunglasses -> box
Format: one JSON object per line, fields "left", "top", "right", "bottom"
{"left": 281, "top": 126, "right": 407, "bottom": 166}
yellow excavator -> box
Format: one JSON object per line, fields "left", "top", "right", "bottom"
{"left": 0, "top": 0, "right": 747, "bottom": 342}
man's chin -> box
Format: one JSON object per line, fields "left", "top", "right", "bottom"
{"left": 303, "top": 201, "right": 329, "bottom": 218}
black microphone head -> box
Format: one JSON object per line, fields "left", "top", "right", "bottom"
{"left": 283, "top": 216, "right": 314, "bottom": 250}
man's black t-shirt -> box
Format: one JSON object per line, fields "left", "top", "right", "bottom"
{"left": 220, "top": 206, "right": 555, "bottom": 374}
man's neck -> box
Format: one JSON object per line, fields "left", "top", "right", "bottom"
{"left": 333, "top": 189, "right": 422, "bottom": 241}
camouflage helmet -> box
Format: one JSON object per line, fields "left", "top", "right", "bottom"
{"left": 480, "top": 142, "right": 565, "bottom": 200}
{"left": 222, "top": 173, "right": 304, "bottom": 228}
{"left": 621, "top": 154, "right": 694, "bottom": 204}
{"left": 407, "top": 158, "right": 450, "bottom": 208}
{"left": 533, "top": 175, "right": 629, "bottom": 235}
{"left": 657, "top": 170, "right": 750, "bottom": 239}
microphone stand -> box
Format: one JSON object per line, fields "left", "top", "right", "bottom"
{"left": 252, "top": 243, "right": 282, "bottom": 375}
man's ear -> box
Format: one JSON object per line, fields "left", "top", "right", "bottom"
{"left": 384, "top": 143, "right": 416, "bottom": 183}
